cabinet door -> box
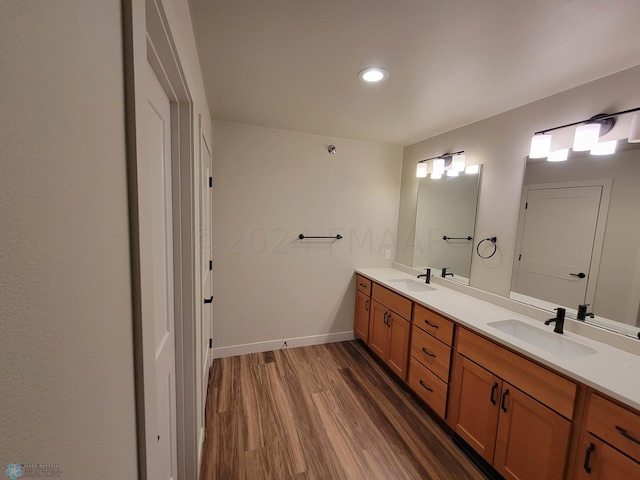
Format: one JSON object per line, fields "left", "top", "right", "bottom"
{"left": 574, "top": 434, "right": 640, "bottom": 480}
{"left": 451, "top": 355, "right": 501, "bottom": 463}
{"left": 386, "top": 312, "right": 410, "bottom": 380}
{"left": 494, "top": 384, "right": 571, "bottom": 480}
{"left": 368, "top": 301, "right": 388, "bottom": 359}
{"left": 354, "top": 290, "right": 370, "bottom": 342}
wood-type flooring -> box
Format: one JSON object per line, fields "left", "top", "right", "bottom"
{"left": 199, "top": 340, "right": 489, "bottom": 480}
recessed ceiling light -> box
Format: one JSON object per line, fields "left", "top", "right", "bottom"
{"left": 358, "top": 67, "right": 389, "bottom": 83}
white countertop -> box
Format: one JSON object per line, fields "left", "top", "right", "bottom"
{"left": 356, "top": 267, "right": 640, "bottom": 412}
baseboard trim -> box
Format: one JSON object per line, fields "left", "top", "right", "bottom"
{"left": 212, "top": 331, "right": 356, "bottom": 359}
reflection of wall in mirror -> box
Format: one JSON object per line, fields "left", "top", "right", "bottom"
{"left": 522, "top": 146, "right": 640, "bottom": 327}
{"left": 413, "top": 173, "right": 479, "bottom": 278}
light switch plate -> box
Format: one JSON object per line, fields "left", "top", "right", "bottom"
{"left": 385, "top": 249, "right": 391, "bottom": 260}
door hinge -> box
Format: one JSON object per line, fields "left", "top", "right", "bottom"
{"left": 525, "top": 202, "right": 528, "bottom": 209}
{"left": 518, "top": 254, "right": 521, "bottom": 261}
{"left": 209, "top": 176, "right": 213, "bottom": 188}
{"left": 209, "top": 338, "right": 213, "bottom": 349}
{"left": 209, "top": 260, "right": 213, "bottom": 271}
{"left": 204, "top": 296, "right": 213, "bottom": 304}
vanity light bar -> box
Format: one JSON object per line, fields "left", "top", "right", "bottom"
{"left": 416, "top": 151, "right": 468, "bottom": 178}
{"left": 530, "top": 106, "right": 640, "bottom": 159}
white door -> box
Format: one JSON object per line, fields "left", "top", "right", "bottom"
{"left": 146, "top": 63, "right": 177, "bottom": 480}
{"left": 200, "top": 131, "right": 213, "bottom": 412}
{"left": 513, "top": 185, "right": 602, "bottom": 308}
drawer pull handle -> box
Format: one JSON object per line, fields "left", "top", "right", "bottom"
{"left": 490, "top": 382, "right": 498, "bottom": 405}
{"left": 501, "top": 389, "right": 509, "bottom": 413}
{"left": 615, "top": 425, "right": 640, "bottom": 445}
{"left": 419, "top": 380, "right": 433, "bottom": 393}
{"left": 583, "top": 443, "right": 595, "bottom": 473}
{"left": 421, "top": 347, "right": 436, "bottom": 358}
{"left": 359, "top": 282, "right": 367, "bottom": 288}
{"left": 424, "top": 320, "right": 439, "bottom": 329}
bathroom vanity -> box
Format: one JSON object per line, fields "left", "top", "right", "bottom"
{"left": 354, "top": 268, "right": 640, "bottom": 480}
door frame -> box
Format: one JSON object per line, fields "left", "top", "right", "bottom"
{"left": 123, "top": 0, "right": 198, "bottom": 478}
{"left": 512, "top": 179, "right": 612, "bottom": 308}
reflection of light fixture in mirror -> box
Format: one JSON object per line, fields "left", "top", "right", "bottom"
{"left": 416, "top": 162, "right": 428, "bottom": 178}
{"left": 447, "top": 169, "right": 459, "bottom": 177}
{"left": 465, "top": 164, "right": 480, "bottom": 174}
{"left": 430, "top": 171, "right": 442, "bottom": 180}
{"left": 590, "top": 140, "right": 617, "bottom": 155}
{"left": 529, "top": 134, "right": 551, "bottom": 158}
{"left": 629, "top": 113, "right": 640, "bottom": 143}
{"left": 547, "top": 148, "right": 569, "bottom": 162}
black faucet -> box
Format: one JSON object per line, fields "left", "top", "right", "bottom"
{"left": 417, "top": 268, "right": 431, "bottom": 284}
{"left": 544, "top": 307, "right": 566, "bottom": 334}
{"left": 441, "top": 267, "right": 454, "bottom": 278}
{"left": 577, "top": 304, "right": 595, "bottom": 321}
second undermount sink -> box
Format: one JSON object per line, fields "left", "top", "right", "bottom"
{"left": 387, "top": 278, "right": 436, "bottom": 292}
{"left": 487, "top": 319, "right": 597, "bottom": 359}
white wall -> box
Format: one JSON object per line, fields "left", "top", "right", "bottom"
{"left": 211, "top": 121, "right": 403, "bottom": 353}
{"left": 0, "top": 1, "right": 137, "bottom": 478}
{"left": 397, "top": 64, "right": 640, "bottom": 299}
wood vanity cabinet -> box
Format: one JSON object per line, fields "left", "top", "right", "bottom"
{"left": 449, "top": 327, "right": 576, "bottom": 480}
{"left": 354, "top": 275, "right": 372, "bottom": 342}
{"left": 407, "top": 304, "right": 454, "bottom": 418}
{"left": 573, "top": 392, "right": 640, "bottom": 479}
{"left": 368, "top": 283, "right": 412, "bottom": 380}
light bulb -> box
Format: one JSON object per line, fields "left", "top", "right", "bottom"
{"left": 573, "top": 123, "right": 601, "bottom": 151}
{"left": 529, "top": 134, "right": 551, "bottom": 158}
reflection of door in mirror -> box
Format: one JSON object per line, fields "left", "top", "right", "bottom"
{"left": 512, "top": 143, "right": 640, "bottom": 334}
{"left": 512, "top": 184, "right": 605, "bottom": 308}
{"left": 413, "top": 171, "right": 481, "bottom": 283}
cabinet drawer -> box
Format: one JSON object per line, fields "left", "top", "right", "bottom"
{"left": 356, "top": 274, "right": 372, "bottom": 296}
{"left": 574, "top": 433, "right": 640, "bottom": 480}
{"left": 586, "top": 393, "right": 640, "bottom": 461}
{"left": 457, "top": 328, "right": 576, "bottom": 419}
{"left": 408, "top": 357, "right": 448, "bottom": 418}
{"left": 413, "top": 303, "right": 454, "bottom": 346}
{"left": 372, "top": 283, "right": 412, "bottom": 319}
{"left": 411, "top": 323, "right": 451, "bottom": 382}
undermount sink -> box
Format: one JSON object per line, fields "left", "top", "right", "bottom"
{"left": 387, "top": 278, "right": 436, "bottom": 292}
{"left": 487, "top": 319, "right": 597, "bottom": 359}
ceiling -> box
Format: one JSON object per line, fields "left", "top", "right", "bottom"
{"left": 189, "top": 0, "right": 640, "bottom": 146}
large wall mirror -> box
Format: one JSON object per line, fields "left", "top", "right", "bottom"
{"left": 413, "top": 168, "right": 482, "bottom": 284}
{"left": 510, "top": 142, "right": 640, "bottom": 337}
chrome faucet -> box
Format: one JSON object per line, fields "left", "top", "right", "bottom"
{"left": 417, "top": 268, "right": 431, "bottom": 284}
{"left": 441, "top": 267, "right": 454, "bottom": 278}
{"left": 544, "top": 307, "right": 566, "bottom": 334}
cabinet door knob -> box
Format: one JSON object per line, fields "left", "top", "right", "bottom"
{"left": 501, "top": 389, "right": 509, "bottom": 413}
{"left": 583, "top": 443, "right": 595, "bottom": 473}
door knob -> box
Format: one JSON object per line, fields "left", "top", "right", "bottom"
{"left": 569, "top": 272, "right": 586, "bottom": 278}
